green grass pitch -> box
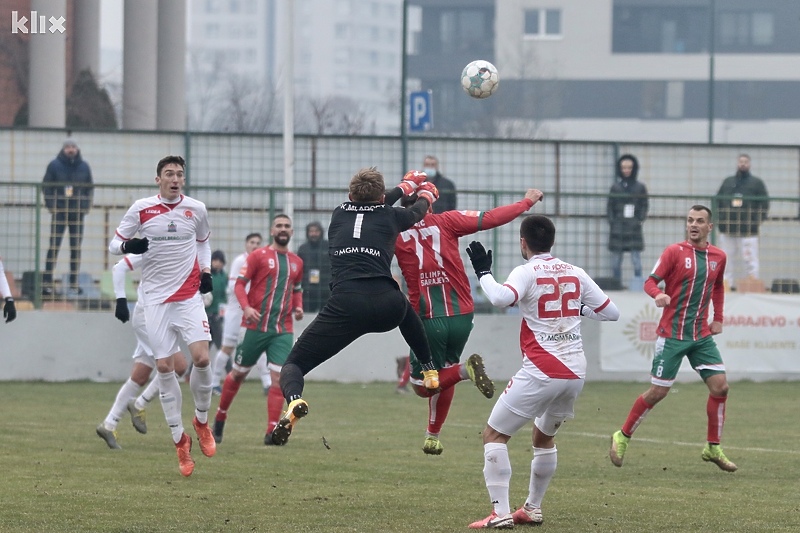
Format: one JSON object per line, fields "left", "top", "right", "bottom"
{"left": 1, "top": 379, "right": 798, "bottom": 532}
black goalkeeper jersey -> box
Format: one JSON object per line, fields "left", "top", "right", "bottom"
{"left": 327, "top": 188, "right": 427, "bottom": 289}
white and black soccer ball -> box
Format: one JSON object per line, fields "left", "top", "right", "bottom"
{"left": 460, "top": 60, "right": 499, "bottom": 99}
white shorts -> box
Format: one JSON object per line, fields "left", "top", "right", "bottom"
{"left": 221, "top": 303, "right": 244, "bottom": 348}
{"left": 488, "top": 370, "right": 584, "bottom": 437}
{"left": 131, "top": 302, "right": 178, "bottom": 366}
{"left": 143, "top": 294, "right": 211, "bottom": 360}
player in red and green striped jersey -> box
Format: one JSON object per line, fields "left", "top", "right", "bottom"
{"left": 213, "top": 214, "right": 304, "bottom": 446}
{"left": 609, "top": 205, "right": 737, "bottom": 472}
{"left": 396, "top": 187, "right": 544, "bottom": 455}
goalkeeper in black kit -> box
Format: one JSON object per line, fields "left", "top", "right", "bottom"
{"left": 270, "top": 167, "right": 442, "bottom": 445}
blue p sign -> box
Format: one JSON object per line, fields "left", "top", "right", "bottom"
{"left": 409, "top": 90, "right": 432, "bottom": 132}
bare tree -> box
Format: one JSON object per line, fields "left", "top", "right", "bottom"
{"left": 186, "top": 49, "right": 280, "bottom": 133}
{"left": 300, "top": 95, "right": 367, "bottom": 135}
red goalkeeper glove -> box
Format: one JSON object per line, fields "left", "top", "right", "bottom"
{"left": 397, "top": 170, "right": 427, "bottom": 195}
{"left": 416, "top": 181, "right": 439, "bottom": 205}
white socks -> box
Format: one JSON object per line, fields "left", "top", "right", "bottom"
{"left": 134, "top": 377, "right": 160, "bottom": 411}
{"left": 256, "top": 355, "right": 271, "bottom": 388}
{"left": 211, "top": 348, "right": 230, "bottom": 387}
{"left": 103, "top": 378, "right": 140, "bottom": 430}
{"left": 483, "top": 442, "right": 512, "bottom": 516}
{"left": 527, "top": 446, "right": 557, "bottom": 509}
{"left": 157, "top": 371, "right": 183, "bottom": 443}
{"left": 190, "top": 364, "right": 212, "bottom": 424}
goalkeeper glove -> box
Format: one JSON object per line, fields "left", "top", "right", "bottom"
{"left": 397, "top": 170, "right": 428, "bottom": 195}
{"left": 199, "top": 271, "right": 214, "bottom": 294}
{"left": 121, "top": 237, "right": 149, "bottom": 254}
{"left": 466, "top": 241, "right": 493, "bottom": 279}
{"left": 115, "top": 298, "right": 130, "bottom": 323}
{"left": 416, "top": 181, "right": 439, "bottom": 205}
{"left": 4, "top": 297, "right": 16, "bottom": 323}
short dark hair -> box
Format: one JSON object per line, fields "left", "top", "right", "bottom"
{"left": 273, "top": 213, "right": 291, "bottom": 224}
{"left": 520, "top": 215, "right": 555, "bottom": 253}
{"left": 349, "top": 167, "right": 385, "bottom": 202}
{"left": 245, "top": 232, "right": 262, "bottom": 242}
{"left": 211, "top": 250, "right": 226, "bottom": 264}
{"left": 157, "top": 155, "right": 185, "bottom": 176}
{"left": 690, "top": 204, "right": 712, "bottom": 220}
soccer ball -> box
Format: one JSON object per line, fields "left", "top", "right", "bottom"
{"left": 461, "top": 60, "right": 499, "bottom": 99}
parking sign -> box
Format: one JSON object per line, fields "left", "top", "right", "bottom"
{"left": 409, "top": 90, "right": 432, "bottom": 132}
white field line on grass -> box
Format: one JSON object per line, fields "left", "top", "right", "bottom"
{"left": 565, "top": 431, "right": 800, "bottom": 455}
{"left": 446, "top": 423, "right": 799, "bottom": 455}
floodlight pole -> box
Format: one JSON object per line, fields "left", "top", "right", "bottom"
{"left": 283, "top": 0, "right": 295, "bottom": 222}
{"left": 400, "top": 0, "right": 408, "bottom": 172}
{"left": 707, "top": 0, "right": 716, "bottom": 144}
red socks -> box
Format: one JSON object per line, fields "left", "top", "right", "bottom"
{"left": 621, "top": 395, "right": 654, "bottom": 437}
{"left": 215, "top": 373, "right": 242, "bottom": 422}
{"left": 706, "top": 394, "right": 727, "bottom": 444}
{"left": 427, "top": 385, "right": 455, "bottom": 435}
{"left": 267, "top": 385, "right": 284, "bottom": 434}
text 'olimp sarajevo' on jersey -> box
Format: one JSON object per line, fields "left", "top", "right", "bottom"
{"left": 396, "top": 199, "right": 535, "bottom": 320}
{"left": 236, "top": 246, "right": 303, "bottom": 334}
{"left": 481, "top": 254, "right": 612, "bottom": 381}
{"left": 327, "top": 200, "right": 421, "bottom": 288}
{"left": 113, "top": 195, "right": 210, "bottom": 305}
{"left": 645, "top": 241, "right": 726, "bottom": 341}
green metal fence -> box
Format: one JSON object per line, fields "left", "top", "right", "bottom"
{"left": 1, "top": 128, "right": 798, "bottom": 311}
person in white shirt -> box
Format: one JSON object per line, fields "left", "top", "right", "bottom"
{"left": 211, "top": 232, "right": 272, "bottom": 395}
{"left": 108, "top": 155, "right": 215, "bottom": 477}
{"left": 466, "top": 215, "right": 620, "bottom": 529}
{"left": 95, "top": 254, "right": 188, "bottom": 449}
{"left": 0, "top": 255, "right": 16, "bottom": 323}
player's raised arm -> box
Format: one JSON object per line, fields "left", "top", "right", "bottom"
{"left": 466, "top": 241, "right": 518, "bottom": 308}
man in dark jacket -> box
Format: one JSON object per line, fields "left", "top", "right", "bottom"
{"left": 714, "top": 154, "right": 769, "bottom": 290}
{"left": 296, "top": 221, "right": 331, "bottom": 312}
{"left": 422, "top": 155, "right": 457, "bottom": 213}
{"left": 607, "top": 154, "right": 649, "bottom": 288}
{"left": 42, "top": 138, "right": 94, "bottom": 296}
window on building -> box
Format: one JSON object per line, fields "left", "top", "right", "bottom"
{"left": 439, "top": 9, "right": 492, "bottom": 54}
{"left": 719, "top": 11, "right": 774, "bottom": 47}
{"left": 524, "top": 9, "right": 561, "bottom": 39}
{"left": 335, "top": 23, "right": 349, "bottom": 39}
{"left": 613, "top": 6, "right": 708, "bottom": 53}
{"left": 206, "top": 23, "right": 221, "bottom": 39}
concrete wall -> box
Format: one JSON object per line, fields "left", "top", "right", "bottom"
{"left": 5, "top": 292, "right": 798, "bottom": 383}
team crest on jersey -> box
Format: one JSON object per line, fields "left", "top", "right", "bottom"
{"left": 167, "top": 221, "right": 177, "bottom": 233}
{"left": 184, "top": 209, "right": 193, "bottom": 218}
{"left": 291, "top": 263, "right": 297, "bottom": 272}
{"left": 710, "top": 261, "right": 717, "bottom": 271}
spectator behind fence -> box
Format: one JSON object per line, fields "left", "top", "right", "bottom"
{"left": 714, "top": 154, "right": 769, "bottom": 291}
{"left": 297, "top": 221, "right": 331, "bottom": 312}
{"left": 607, "top": 154, "right": 649, "bottom": 289}
{"left": 204, "top": 250, "right": 228, "bottom": 352}
{"left": 422, "top": 154, "right": 457, "bottom": 213}
{"left": 42, "top": 138, "right": 94, "bottom": 296}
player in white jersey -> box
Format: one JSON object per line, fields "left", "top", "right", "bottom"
{"left": 0, "top": 254, "right": 16, "bottom": 323}
{"left": 211, "top": 233, "right": 272, "bottom": 394}
{"left": 108, "top": 155, "right": 216, "bottom": 477}
{"left": 95, "top": 254, "right": 188, "bottom": 449}
{"left": 466, "top": 215, "right": 620, "bottom": 529}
